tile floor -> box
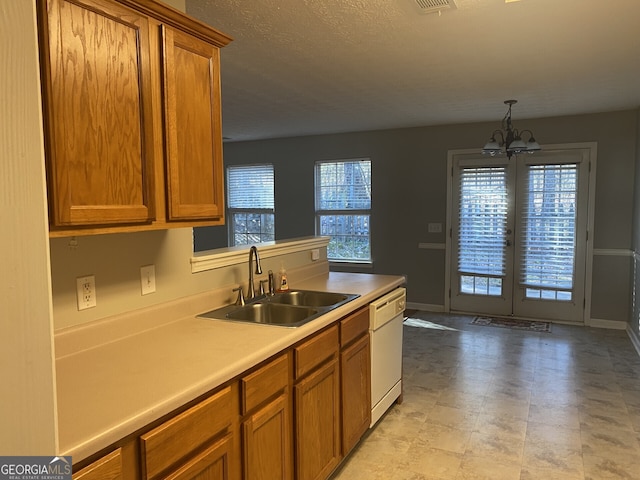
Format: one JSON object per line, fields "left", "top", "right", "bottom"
{"left": 331, "top": 312, "right": 640, "bottom": 480}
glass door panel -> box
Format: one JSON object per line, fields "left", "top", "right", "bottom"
{"left": 450, "top": 147, "right": 590, "bottom": 323}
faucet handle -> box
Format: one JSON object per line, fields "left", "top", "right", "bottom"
{"left": 233, "top": 286, "right": 245, "bottom": 306}
{"left": 259, "top": 279, "right": 269, "bottom": 295}
{"left": 268, "top": 270, "right": 275, "bottom": 295}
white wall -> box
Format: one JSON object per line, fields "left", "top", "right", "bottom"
{"left": 0, "top": 1, "right": 58, "bottom": 454}
{"left": 50, "top": 229, "right": 323, "bottom": 329}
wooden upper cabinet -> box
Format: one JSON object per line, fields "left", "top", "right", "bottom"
{"left": 162, "top": 26, "right": 225, "bottom": 221}
{"left": 37, "top": 0, "right": 232, "bottom": 236}
{"left": 41, "top": 0, "right": 155, "bottom": 227}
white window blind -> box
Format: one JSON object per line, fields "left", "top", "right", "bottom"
{"left": 520, "top": 164, "right": 577, "bottom": 292}
{"left": 458, "top": 167, "right": 508, "bottom": 277}
{"left": 227, "top": 164, "right": 275, "bottom": 246}
{"left": 227, "top": 164, "right": 274, "bottom": 209}
{"left": 315, "top": 159, "right": 372, "bottom": 262}
{"left": 315, "top": 160, "right": 371, "bottom": 210}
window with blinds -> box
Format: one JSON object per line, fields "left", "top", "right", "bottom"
{"left": 458, "top": 166, "right": 508, "bottom": 296}
{"left": 520, "top": 163, "right": 577, "bottom": 301}
{"left": 315, "top": 159, "right": 371, "bottom": 262}
{"left": 227, "top": 164, "right": 275, "bottom": 246}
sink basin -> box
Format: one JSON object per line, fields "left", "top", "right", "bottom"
{"left": 226, "top": 303, "right": 320, "bottom": 327}
{"left": 197, "top": 289, "right": 359, "bottom": 327}
{"left": 267, "top": 290, "right": 355, "bottom": 307}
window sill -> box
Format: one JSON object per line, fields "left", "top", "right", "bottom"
{"left": 329, "top": 260, "right": 374, "bottom": 271}
{"left": 191, "top": 236, "right": 330, "bottom": 273}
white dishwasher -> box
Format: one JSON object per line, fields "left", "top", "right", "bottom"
{"left": 369, "top": 287, "right": 406, "bottom": 427}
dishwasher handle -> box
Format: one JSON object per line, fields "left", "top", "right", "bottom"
{"left": 370, "top": 287, "right": 406, "bottom": 310}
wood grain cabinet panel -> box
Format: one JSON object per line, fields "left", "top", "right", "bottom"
{"left": 241, "top": 353, "right": 289, "bottom": 414}
{"left": 339, "top": 307, "right": 371, "bottom": 455}
{"left": 162, "top": 26, "right": 224, "bottom": 221}
{"left": 243, "top": 394, "right": 292, "bottom": 480}
{"left": 162, "top": 433, "right": 233, "bottom": 480}
{"left": 339, "top": 307, "right": 369, "bottom": 346}
{"left": 294, "top": 325, "right": 339, "bottom": 379}
{"left": 73, "top": 448, "right": 122, "bottom": 480}
{"left": 39, "top": 0, "right": 155, "bottom": 227}
{"left": 340, "top": 333, "right": 371, "bottom": 455}
{"left": 241, "top": 353, "right": 292, "bottom": 480}
{"left": 37, "top": 0, "right": 231, "bottom": 236}
{"left": 294, "top": 358, "right": 341, "bottom": 480}
{"left": 140, "top": 385, "right": 237, "bottom": 480}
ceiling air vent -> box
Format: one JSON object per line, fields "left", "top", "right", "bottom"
{"left": 412, "top": 0, "right": 458, "bottom": 15}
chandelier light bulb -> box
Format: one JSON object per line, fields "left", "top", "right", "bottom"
{"left": 481, "top": 100, "right": 540, "bottom": 159}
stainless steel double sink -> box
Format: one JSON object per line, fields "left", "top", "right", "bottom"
{"left": 198, "top": 290, "right": 360, "bottom": 328}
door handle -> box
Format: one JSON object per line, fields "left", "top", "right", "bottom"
{"left": 506, "top": 239, "right": 512, "bottom": 247}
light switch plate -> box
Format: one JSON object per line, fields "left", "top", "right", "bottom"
{"left": 140, "top": 265, "right": 156, "bottom": 295}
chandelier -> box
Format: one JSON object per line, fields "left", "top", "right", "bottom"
{"left": 482, "top": 100, "right": 541, "bottom": 159}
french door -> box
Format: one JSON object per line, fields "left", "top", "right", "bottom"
{"left": 448, "top": 146, "right": 594, "bottom": 323}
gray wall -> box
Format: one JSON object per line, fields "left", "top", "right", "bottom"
{"left": 206, "top": 110, "right": 638, "bottom": 322}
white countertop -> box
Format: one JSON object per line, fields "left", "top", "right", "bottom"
{"left": 55, "top": 272, "right": 405, "bottom": 462}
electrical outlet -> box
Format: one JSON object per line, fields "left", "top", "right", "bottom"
{"left": 140, "top": 265, "right": 156, "bottom": 295}
{"left": 76, "top": 275, "right": 96, "bottom": 310}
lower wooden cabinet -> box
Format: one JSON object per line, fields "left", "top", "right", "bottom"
{"left": 140, "top": 385, "right": 240, "bottom": 480}
{"left": 73, "top": 448, "right": 122, "bottom": 480}
{"left": 242, "top": 394, "right": 291, "bottom": 480}
{"left": 241, "top": 353, "right": 292, "bottom": 480}
{"left": 164, "top": 434, "right": 234, "bottom": 480}
{"left": 339, "top": 307, "right": 371, "bottom": 455}
{"left": 74, "top": 305, "right": 379, "bottom": 480}
{"left": 294, "top": 326, "right": 341, "bottom": 480}
{"left": 340, "top": 333, "right": 371, "bottom": 455}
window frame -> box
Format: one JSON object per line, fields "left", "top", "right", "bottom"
{"left": 226, "top": 163, "right": 275, "bottom": 247}
{"left": 314, "top": 158, "right": 372, "bottom": 264}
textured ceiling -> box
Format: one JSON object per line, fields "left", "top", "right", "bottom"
{"left": 186, "top": 0, "right": 640, "bottom": 142}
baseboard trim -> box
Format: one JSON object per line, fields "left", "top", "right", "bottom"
{"left": 406, "top": 302, "right": 444, "bottom": 312}
{"left": 587, "top": 318, "right": 627, "bottom": 330}
{"left": 628, "top": 325, "right": 640, "bottom": 357}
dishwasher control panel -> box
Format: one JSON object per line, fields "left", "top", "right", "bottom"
{"left": 369, "top": 287, "right": 406, "bottom": 330}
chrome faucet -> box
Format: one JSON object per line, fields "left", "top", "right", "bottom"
{"left": 247, "top": 245, "right": 262, "bottom": 299}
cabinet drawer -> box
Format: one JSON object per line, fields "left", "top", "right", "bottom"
{"left": 141, "top": 385, "right": 234, "bottom": 480}
{"left": 162, "top": 433, "right": 233, "bottom": 480}
{"left": 241, "top": 353, "right": 289, "bottom": 414}
{"left": 73, "top": 448, "right": 122, "bottom": 480}
{"left": 294, "top": 325, "right": 339, "bottom": 379}
{"left": 340, "top": 307, "right": 369, "bottom": 347}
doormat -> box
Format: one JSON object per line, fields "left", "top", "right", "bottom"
{"left": 471, "top": 316, "right": 551, "bottom": 333}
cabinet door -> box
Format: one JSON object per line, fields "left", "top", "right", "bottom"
{"left": 341, "top": 333, "right": 371, "bottom": 455}
{"left": 73, "top": 448, "right": 122, "bottom": 480}
{"left": 141, "top": 386, "right": 235, "bottom": 480}
{"left": 243, "top": 394, "right": 292, "bottom": 480}
{"left": 294, "top": 359, "right": 341, "bottom": 480}
{"left": 162, "top": 26, "right": 224, "bottom": 221}
{"left": 164, "top": 433, "right": 233, "bottom": 480}
{"left": 41, "top": 0, "right": 155, "bottom": 226}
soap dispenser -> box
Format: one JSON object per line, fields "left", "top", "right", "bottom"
{"left": 278, "top": 264, "right": 289, "bottom": 292}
